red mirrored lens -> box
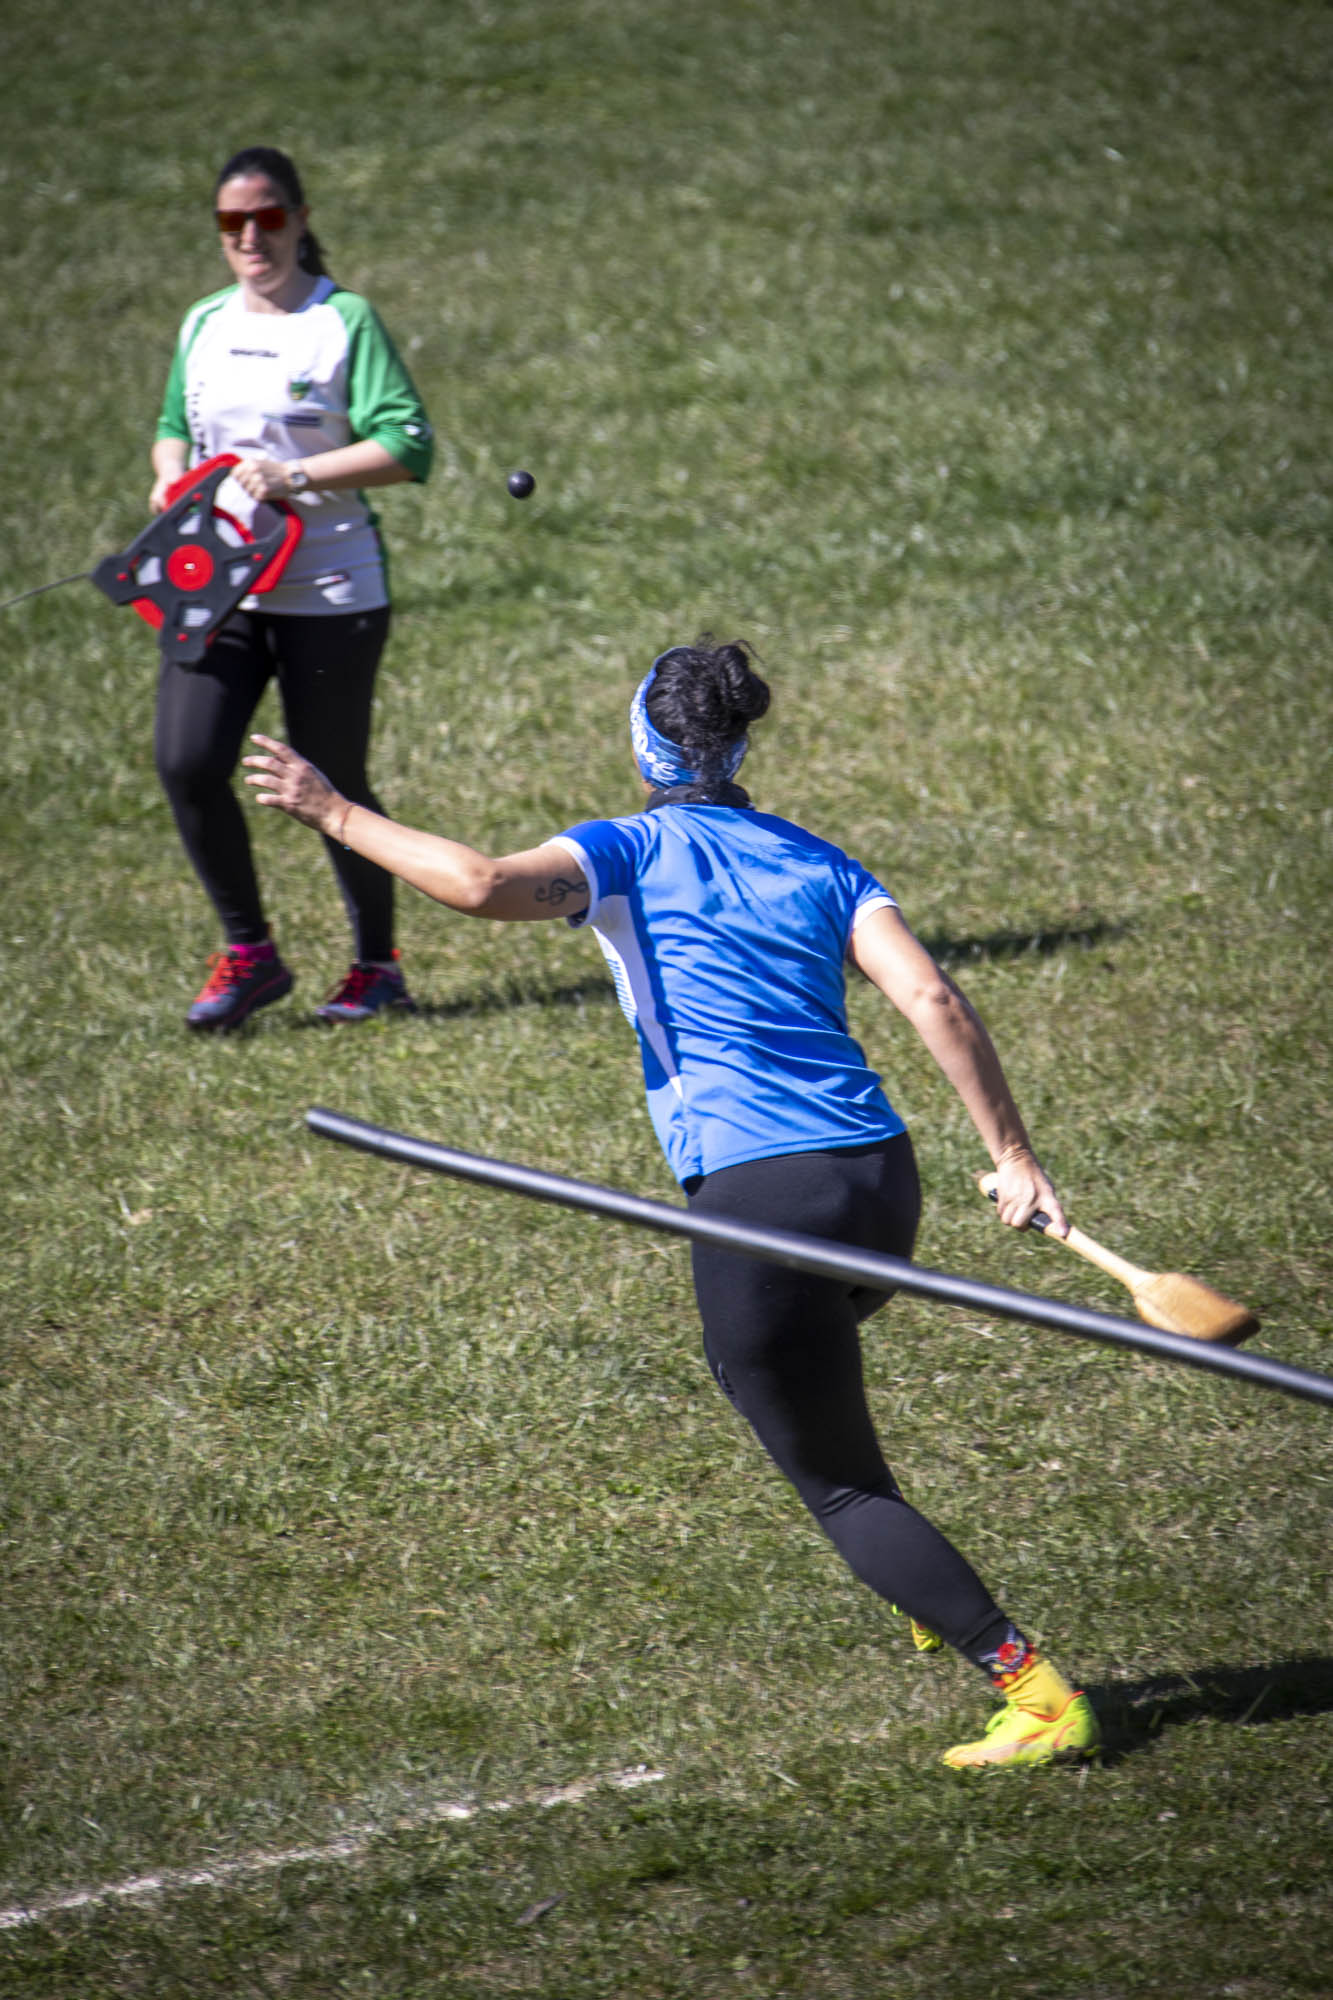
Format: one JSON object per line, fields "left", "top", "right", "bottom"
{"left": 216, "top": 205, "right": 289, "bottom": 235}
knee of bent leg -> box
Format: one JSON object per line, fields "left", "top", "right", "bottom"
{"left": 155, "top": 728, "right": 238, "bottom": 796}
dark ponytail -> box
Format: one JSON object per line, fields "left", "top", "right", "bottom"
{"left": 214, "top": 145, "right": 330, "bottom": 277}
{"left": 644, "top": 635, "right": 770, "bottom": 807}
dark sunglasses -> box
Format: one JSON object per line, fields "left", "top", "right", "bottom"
{"left": 216, "top": 204, "right": 290, "bottom": 235}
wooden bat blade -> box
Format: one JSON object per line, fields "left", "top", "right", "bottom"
{"left": 1130, "top": 1272, "right": 1259, "bottom": 1346}
{"left": 975, "top": 1172, "right": 1259, "bottom": 1347}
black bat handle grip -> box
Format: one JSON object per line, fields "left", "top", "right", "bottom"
{"left": 984, "top": 1184, "right": 1051, "bottom": 1234}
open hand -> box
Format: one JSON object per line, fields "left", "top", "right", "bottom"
{"left": 243, "top": 734, "right": 342, "bottom": 835}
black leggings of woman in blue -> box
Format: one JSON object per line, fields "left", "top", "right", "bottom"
{"left": 686, "top": 1136, "right": 1016, "bottom": 1669}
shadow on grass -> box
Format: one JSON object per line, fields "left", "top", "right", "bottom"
{"left": 276, "top": 919, "right": 1128, "bottom": 1033}
{"left": 918, "top": 917, "right": 1130, "bottom": 967}
{"left": 279, "top": 973, "right": 620, "bottom": 1031}
{"left": 415, "top": 975, "right": 620, "bottom": 1023}
{"left": 1088, "top": 1657, "right": 1333, "bottom": 1764}
{"left": 257, "top": 918, "right": 1128, "bottom": 1041}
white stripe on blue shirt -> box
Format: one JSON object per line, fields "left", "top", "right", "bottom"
{"left": 549, "top": 804, "right": 906, "bottom": 1184}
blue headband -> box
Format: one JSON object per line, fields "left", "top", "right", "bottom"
{"left": 630, "top": 652, "right": 748, "bottom": 788}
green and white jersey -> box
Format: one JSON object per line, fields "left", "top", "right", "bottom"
{"left": 156, "top": 278, "right": 433, "bottom": 615}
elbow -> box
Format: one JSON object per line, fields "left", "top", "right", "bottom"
{"left": 906, "top": 977, "right": 976, "bottom": 1039}
{"left": 373, "top": 442, "right": 417, "bottom": 484}
{"left": 446, "top": 857, "right": 509, "bottom": 916}
{"left": 446, "top": 866, "right": 499, "bottom": 915}
{"left": 910, "top": 975, "right": 963, "bottom": 1019}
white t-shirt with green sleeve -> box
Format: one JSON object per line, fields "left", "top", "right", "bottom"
{"left": 156, "top": 278, "right": 433, "bottom": 616}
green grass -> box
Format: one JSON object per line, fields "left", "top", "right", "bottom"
{"left": 3, "top": 0, "right": 1332, "bottom": 1992}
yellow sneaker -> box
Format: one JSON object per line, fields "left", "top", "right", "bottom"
{"left": 942, "top": 1657, "right": 1100, "bottom": 1769}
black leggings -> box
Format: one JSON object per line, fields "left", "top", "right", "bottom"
{"left": 154, "top": 606, "right": 396, "bottom": 959}
{"left": 687, "top": 1137, "right": 1012, "bottom": 1666}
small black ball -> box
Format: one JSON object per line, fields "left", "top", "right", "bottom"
{"left": 507, "top": 469, "right": 536, "bottom": 499}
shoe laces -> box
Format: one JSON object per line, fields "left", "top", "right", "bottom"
{"left": 325, "top": 961, "right": 397, "bottom": 1007}
{"left": 197, "top": 949, "right": 249, "bottom": 1000}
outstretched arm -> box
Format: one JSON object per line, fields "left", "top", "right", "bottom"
{"left": 242, "top": 735, "right": 589, "bottom": 922}
{"left": 849, "top": 903, "right": 1068, "bottom": 1235}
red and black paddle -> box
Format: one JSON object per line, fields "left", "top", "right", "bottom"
{"left": 87, "top": 455, "right": 303, "bottom": 663}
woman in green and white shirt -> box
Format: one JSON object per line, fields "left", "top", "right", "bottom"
{"left": 151, "top": 145, "right": 434, "bottom": 1029}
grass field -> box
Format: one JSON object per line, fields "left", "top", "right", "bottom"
{"left": 3, "top": 0, "right": 1332, "bottom": 1992}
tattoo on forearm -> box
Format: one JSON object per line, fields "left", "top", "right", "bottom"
{"left": 535, "top": 875, "right": 586, "bottom": 910}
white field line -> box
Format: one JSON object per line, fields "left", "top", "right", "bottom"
{"left": 0, "top": 1764, "right": 666, "bottom": 1934}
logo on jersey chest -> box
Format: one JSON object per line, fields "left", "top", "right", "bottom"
{"left": 288, "top": 377, "right": 313, "bottom": 400}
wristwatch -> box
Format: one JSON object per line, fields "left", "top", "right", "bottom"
{"left": 287, "top": 465, "right": 311, "bottom": 494}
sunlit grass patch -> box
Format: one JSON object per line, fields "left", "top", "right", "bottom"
{"left": 2, "top": 0, "right": 1331, "bottom": 1992}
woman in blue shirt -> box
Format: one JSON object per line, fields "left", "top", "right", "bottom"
{"left": 244, "top": 637, "right": 1099, "bottom": 1769}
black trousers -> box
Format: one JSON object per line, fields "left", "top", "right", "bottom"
{"left": 154, "top": 606, "right": 396, "bottom": 960}
{"left": 687, "top": 1137, "right": 1011, "bottom": 1664}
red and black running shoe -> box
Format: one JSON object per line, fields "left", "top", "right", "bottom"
{"left": 187, "top": 945, "right": 294, "bottom": 1031}
{"left": 315, "top": 950, "right": 417, "bottom": 1024}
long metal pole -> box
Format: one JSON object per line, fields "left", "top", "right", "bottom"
{"left": 307, "top": 1108, "right": 1333, "bottom": 1410}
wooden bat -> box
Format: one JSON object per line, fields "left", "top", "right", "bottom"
{"left": 976, "top": 1173, "right": 1259, "bottom": 1346}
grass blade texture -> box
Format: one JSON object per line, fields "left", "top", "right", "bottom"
{"left": 2, "top": 0, "right": 1330, "bottom": 1993}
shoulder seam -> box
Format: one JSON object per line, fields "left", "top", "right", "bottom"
{"left": 178, "top": 286, "right": 237, "bottom": 349}
{"left": 326, "top": 286, "right": 374, "bottom": 325}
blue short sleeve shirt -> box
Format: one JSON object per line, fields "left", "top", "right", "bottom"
{"left": 549, "top": 805, "right": 907, "bottom": 1184}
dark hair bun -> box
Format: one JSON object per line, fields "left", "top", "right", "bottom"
{"left": 645, "top": 635, "right": 770, "bottom": 774}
